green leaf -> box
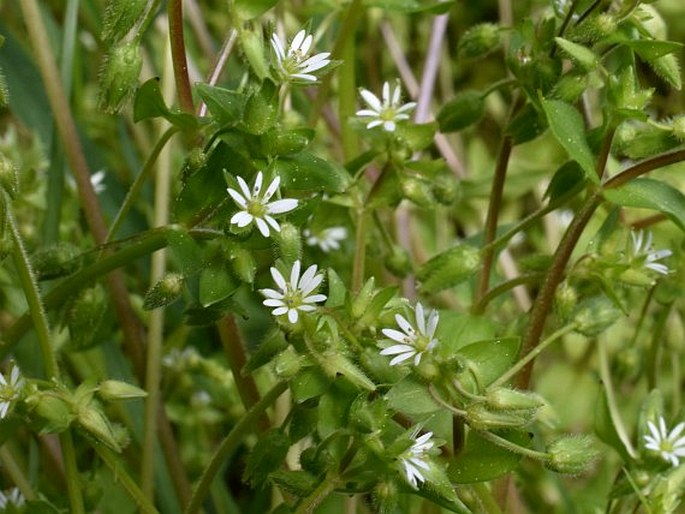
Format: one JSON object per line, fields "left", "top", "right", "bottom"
{"left": 244, "top": 329, "right": 289, "bottom": 374}
{"left": 621, "top": 39, "right": 684, "bottom": 61}
{"left": 325, "top": 268, "right": 346, "bottom": 308}
{"left": 437, "top": 90, "right": 485, "bottom": 133}
{"left": 554, "top": 37, "right": 599, "bottom": 70}
{"left": 273, "top": 152, "right": 351, "bottom": 193}
{"left": 233, "top": 0, "right": 279, "bottom": 20}
{"left": 363, "top": 0, "right": 454, "bottom": 13}
{"left": 167, "top": 225, "right": 204, "bottom": 276}
{"left": 397, "top": 121, "right": 437, "bottom": 151}
{"left": 270, "top": 470, "right": 318, "bottom": 497}
{"left": 594, "top": 386, "right": 632, "bottom": 462}
{"left": 318, "top": 388, "right": 355, "bottom": 438}
{"left": 291, "top": 368, "right": 330, "bottom": 403}
{"left": 244, "top": 430, "right": 290, "bottom": 487}
{"left": 458, "top": 337, "right": 520, "bottom": 388}
{"left": 195, "top": 83, "right": 244, "bottom": 125}
{"left": 448, "top": 430, "right": 528, "bottom": 483}
{"left": 198, "top": 262, "right": 238, "bottom": 307}
{"left": 541, "top": 98, "right": 596, "bottom": 180}
{"left": 544, "top": 161, "right": 586, "bottom": 202}
{"left": 506, "top": 103, "right": 547, "bottom": 145}
{"left": 603, "top": 177, "right": 685, "bottom": 232}
{"left": 386, "top": 377, "right": 441, "bottom": 416}
{"left": 133, "top": 78, "right": 198, "bottom": 130}
{"left": 435, "top": 312, "right": 497, "bottom": 358}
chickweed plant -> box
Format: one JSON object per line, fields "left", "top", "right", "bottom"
{"left": 1, "top": 0, "right": 685, "bottom": 512}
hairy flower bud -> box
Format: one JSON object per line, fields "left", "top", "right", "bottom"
{"left": 31, "top": 242, "right": 81, "bottom": 280}
{"left": 545, "top": 435, "right": 598, "bottom": 474}
{"left": 552, "top": 73, "right": 588, "bottom": 103}
{"left": 98, "top": 41, "right": 142, "bottom": 114}
{"left": 228, "top": 246, "right": 256, "bottom": 283}
{"left": 65, "top": 284, "right": 107, "bottom": 351}
{"left": 432, "top": 173, "right": 460, "bottom": 205}
{"left": 98, "top": 380, "right": 147, "bottom": 401}
{"left": 351, "top": 277, "right": 376, "bottom": 320}
{"left": 0, "top": 68, "right": 8, "bottom": 109}
{"left": 77, "top": 406, "right": 122, "bottom": 451}
{"left": 458, "top": 23, "right": 501, "bottom": 59}
{"left": 554, "top": 282, "right": 577, "bottom": 321}
{"left": 240, "top": 28, "right": 269, "bottom": 80}
{"left": 273, "top": 347, "right": 302, "bottom": 379}
{"left": 417, "top": 244, "right": 480, "bottom": 294}
{"left": 486, "top": 387, "right": 544, "bottom": 412}
{"left": 400, "top": 177, "right": 435, "bottom": 208}
{"left": 372, "top": 479, "right": 399, "bottom": 514}
{"left": 181, "top": 148, "right": 207, "bottom": 182}
{"left": 101, "top": 0, "right": 148, "bottom": 44}
{"left": 0, "top": 152, "right": 18, "bottom": 197}
{"left": 143, "top": 272, "right": 185, "bottom": 310}
{"left": 573, "top": 297, "right": 621, "bottom": 337}
{"left": 275, "top": 222, "right": 302, "bottom": 264}
{"left": 466, "top": 402, "right": 534, "bottom": 430}
{"left": 26, "top": 392, "right": 75, "bottom": 432}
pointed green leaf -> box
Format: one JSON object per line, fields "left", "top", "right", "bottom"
{"left": 134, "top": 78, "right": 198, "bottom": 129}
{"left": 448, "top": 430, "right": 528, "bottom": 483}
{"left": 603, "top": 177, "right": 685, "bottom": 232}
{"left": 541, "top": 98, "right": 596, "bottom": 180}
{"left": 458, "top": 337, "right": 520, "bottom": 387}
{"left": 195, "top": 83, "right": 244, "bottom": 125}
{"left": 387, "top": 377, "right": 441, "bottom": 416}
{"left": 554, "top": 37, "right": 599, "bottom": 70}
{"left": 198, "top": 262, "right": 238, "bottom": 307}
{"left": 273, "top": 152, "right": 351, "bottom": 193}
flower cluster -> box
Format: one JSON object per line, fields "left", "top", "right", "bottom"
{"left": 380, "top": 302, "right": 439, "bottom": 366}
{"left": 644, "top": 416, "right": 685, "bottom": 466}
{"left": 227, "top": 171, "right": 297, "bottom": 237}
{"left": 399, "top": 430, "right": 434, "bottom": 488}
{"left": 271, "top": 29, "right": 331, "bottom": 83}
{"left": 356, "top": 80, "right": 416, "bottom": 132}
{"left": 0, "top": 365, "right": 23, "bottom": 419}
{"left": 260, "top": 260, "right": 327, "bottom": 324}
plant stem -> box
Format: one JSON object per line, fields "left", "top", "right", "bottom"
{"left": 217, "top": 314, "right": 270, "bottom": 430}
{"left": 339, "top": 34, "right": 358, "bottom": 160}
{"left": 469, "top": 483, "right": 503, "bottom": 514}
{"left": 474, "top": 136, "right": 513, "bottom": 311}
{"left": 473, "top": 273, "right": 545, "bottom": 314}
{"left": 107, "top": 127, "right": 179, "bottom": 243}
{"left": 95, "top": 445, "right": 161, "bottom": 514}
{"left": 5, "top": 193, "right": 84, "bottom": 513}
{"left": 517, "top": 192, "right": 602, "bottom": 389}
{"left": 0, "top": 445, "right": 36, "bottom": 501}
{"left": 602, "top": 148, "right": 685, "bottom": 189}
{"left": 352, "top": 205, "right": 368, "bottom": 293}
{"left": 492, "top": 323, "right": 578, "bottom": 387}
{"left": 184, "top": 381, "right": 287, "bottom": 514}
{"left": 477, "top": 430, "right": 550, "bottom": 461}
{"left": 168, "top": 0, "right": 194, "bottom": 112}
{"left": 294, "top": 472, "right": 341, "bottom": 514}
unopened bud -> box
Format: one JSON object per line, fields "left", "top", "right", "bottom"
{"left": 384, "top": 246, "right": 412, "bottom": 278}
{"left": 98, "top": 41, "right": 142, "bottom": 114}
{"left": 573, "top": 297, "right": 621, "bottom": 337}
{"left": 466, "top": 402, "right": 533, "bottom": 430}
{"left": 65, "top": 284, "right": 107, "bottom": 351}
{"left": 552, "top": 73, "right": 588, "bottom": 103}
{"left": 102, "top": 0, "right": 148, "bottom": 44}
{"left": 415, "top": 359, "right": 439, "bottom": 382}
{"left": 273, "top": 347, "right": 302, "bottom": 379}
{"left": 181, "top": 148, "right": 207, "bottom": 182}
{"left": 0, "top": 69, "right": 8, "bottom": 109}
{"left": 373, "top": 479, "right": 399, "bottom": 514}
{"left": 275, "top": 222, "right": 302, "bottom": 264}
{"left": 417, "top": 244, "right": 480, "bottom": 294}
{"left": 554, "top": 282, "right": 578, "bottom": 321}
{"left": 400, "top": 177, "right": 434, "bottom": 208}
{"left": 458, "top": 23, "right": 501, "bottom": 59}
{"left": 31, "top": 242, "right": 81, "bottom": 280}
{"left": 545, "top": 435, "right": 597, "bottom": 474}
{"left": 432, "top": 173, "right": 460, "bottom": 205}
{"left": 228, "top": 246, "right": 256, "bottom": 283}
{"left": 26, "top": 392, "right": 74, "bottom": 432}
{"left": 351, "top": 277, "right": 375, "bottom": 320}
{"left": 486, "top": 387, "right": 543, "bottom": 411}
{"left": 0, "top": 152, "right": 18, "bottom": 196}
{"left": 240, "top": 28, "right": 269, "bottom": 80}
{"left": 98, "top": 380, "right": 147, "bottom": 401}
{"left": 78, "top": 407, "right": 121, "bottom": 451}
{"left": 143, "top": 272, "right": 185, "bottom": 310}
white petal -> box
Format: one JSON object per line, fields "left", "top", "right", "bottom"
{"left": 261, "top": 288, "right": 284, "bottom": 299}
{"left": 255, "top": 218, "right": 270, "bottom": 237}
{"left": 391, "top": 82, "right": 401, "bottom": 105}
{"left": 382, "top": 82, "right": 391, "bottom": 104}
{"left": 227, "top": 187, "right": 248, "bottom": 208}
{"left": 297, "top": 304, "right": 317, "bottom": 312}
{"left": 303, "top": 294, "right": 327, "bottom": 304}
{"left": 287, "top": 308, "right": 299, "bottom": 324}
{"left": 382, "top": 328, "right": 410, "bottom": 343}
{"left": 395, "top": 314, "right": 415, "bottom": 336}
{"left": 383, "top": 120, "right": 396, "bottom": 132}
{"left": 290, "top": 261, "right": 302, "bottom": 288}
{"left": 299, "top": 53, "right": 331, "bottom": 73}
{"left": 389, "top": 352, "right": 416, "bottom": 366}
{"left": 359, "top": 89, "right": 382, "bottom": 112}
{"left": 299, "top": 265, "right": 322, "bottom": 294}
{"left": 415, "top": 303, "right": 426, "bottom": 334}
{"left": 267, "top": 199, "right": 298, "bottom": 214}
{"left": 263, "top": 299, "right": 286, "bottom": 307}
{"left": 290, "top": 73, "right": 318, "bottom": 82}
{"left": 290, "top": 30, "right": 307, "bottom": 54}
{"left": 271, "top": 34, "right": 285, "bottom": 62}
{"left": 356, "top": 109, "right": 381, "bottom": 118}
{"left": 263, "top": 175, "right": 281, "bottom": 201}
{"left": 366, "top": 120, "right": 383, "bottom": 129}
{"left": 264, "top": 215, "right": 281, "bottom": 233}
{"left": 231, "top": 211, "right": 253, "bottom": 227}
{"left": 272, "top": 306, "right": 289, "bottom": 316}
{"left": 426, "top": 310, "right": 439, "bottom": 338}
{"left": 380, "top": 344, "right": 415, "bottom": 355}
{"left": 270, "top": 267, "right": 288, "bottom": 291}
{"left": 396, "top": 102, "right": 417, "bottom": 113}
{"left": 236, "top": 175, "right": 252, "bottom": 200}
{"left": 253, "top": 171, "right": 264, "bottom": 196}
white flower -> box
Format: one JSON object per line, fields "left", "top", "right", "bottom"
{"left": 227, "top": 171, "right": 298, "bottom": 237}
{"left": 260, "top": 260, "right": 327, "bottom": 324}
{"left": 0, "top": 487, "right": 25, "bottom": 509}
{"left": 400, "top": 430, "right": 434, "bottom": 488}
{"left": 91, "top": 170, "right": 107, "bottom": 194}
{"left": 630, "top": 230, "right": 672, "bottom": 275}
{"left": 304, "top": 226, "right": 347, "bottom": 252}
{"left": 380, "top": 302, "right": 439, "bottom": 366}
{"left": 644, "top": 416, "right": 685, "bottom": 466}
{"left": 356, "top": 80, "right": 416, "bottom": 132}
{"left": 0, "top": 365, "right": 23, "bottom": 419}
{"left": 271, "top": 29, "right": 331, "bottom": 83}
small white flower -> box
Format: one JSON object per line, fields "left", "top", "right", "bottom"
{"left": 630, "top": 230, "right": 672, "bottom": 275}
{"left": 260, "top": 260, "right": 327, "bottom": 324}
{"left": 304, "top": 226, "right": 348, "bottom": 252}
{"left": 399, "top": 430, "right": 434, "bottom": 488}
{"left": 91, "top": 170, "right": 107, "bottom": 194}
{"left": 0, "top": 487, "right": 25, "bottom": 509}
{"left": 271, "top": 29, "right": 331, "bottom": 83}
{"left": 644, "top": 416, "right": 685, "bottom": 466}
{"left": 380, "top": 302, "right": 439, "bottom": 366}
{"left": 227, "top": 171, "right": 298, "bottom": 238}
{"left": 0, "top": 365, "right": 23, "bottom": 419}
{"left": 356, "top": 80, "right": 416, "bottom": 132}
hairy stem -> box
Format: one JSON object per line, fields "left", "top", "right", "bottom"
{"left": 168, "top": 0, "right": 194, "bottom": 112}
{"left": 602, "top": 148, "right": 685, "bottom": 189}
{"left": 294, "top": 472, "right": 341, "bottom": 514}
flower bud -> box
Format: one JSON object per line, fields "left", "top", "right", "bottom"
{"left": 552, "top": 73, "right": 588, "bottom": 103}
{"left": 98, "top": 380, "right": 147, "bottom": 401}
{"left": 671, "top": 116, "right": 685, "bottom": 143}
{"left": 554, "top": 282, "right": 577, "bottom": 321}
{"left": 243, "top": 83, "right": 278, "bottom": 135}
{"left": 372, "top": 479, "right": 399, "bottom": 514}
{"left": 466, "top": 402, "right": 533, "bottom": 430}
{"left": 0, "top": 152, "right": 18, "bottom": 197}
{"left": 239, "top": 28, "right": 269, "bottom": 80}
{"left": 143, "top": 272, "right": 185, "bottom": 310}
{"left": 273, "top": 347, "right": 302, "bottom": 379}
{"left": 415, "top": 359, "right": 439, "bottom": 382}
{"left": 458, "top": 23, "right": 501, "bottom": 59}
{"left": 351, "top": 277, "right": 376, "bottom": 320}
{"left": 384, "top": 246, "right": 412, "bottom": 278}
{"left": 275, "top": 222, "right": 302, "bottom": 264}
{"left": 98, "top": 41, "right": 143, "bottom": 114}
{"left": 432, "top": 173, "right": 460, "bottom": 205}
{"left": 31, "top": 242, "right": 81, "bottom": 280}
{"left": 101, "top": 0, "right": 148, "bottom": 44}
{"left": 417, "top": 244, "right": 480, "bottom": 294}
{"left": 400, "top": 177, "right": 435, "bottom": 208}
{"left": 228, "top": 246, "right": 256, "bottom": 283}
{"left": 181, "top": 147, "right": 207, "bottom": 182}
{"left": 26, "top": 392, "right": 75, "bottom": 432}
{"left": 572, "top": 297, "right": 621, "bottom": 337}
{"left": 568, "top": 14, "right": 618, "bottom": 43}
{"left": 545, "top": 435, "right": 597, "bottom": 474}
{"left": 65, "top": 284, "right": 107, "bottom": 351}
{"left": 77, "top": 406, "right": 122, "bottom": 451}
{"left": 486, "top": 387, "right": 544, "bottom": 412}
{"left": 0, "top": 69, "right": 8, "bottom": 109}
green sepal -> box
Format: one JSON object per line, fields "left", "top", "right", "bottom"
{"left": 437, "top": 90, "right": 485, "bottom": 133}
{"left": 133, "top": 78, "right": 198, "bottom": 130}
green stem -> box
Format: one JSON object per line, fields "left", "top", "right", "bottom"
{"left": 107, "top": 127, "right": 179, "bottom": 243}
{"left": 602, "top": 148, "right": 685, "bottom": 189}
{"left": 595, "top": 125, "right": 616, "bottom": 181}
{"left": 552, "top": 0, "right": 583, "bottom": 55}
{"left": 95, "top": 445, "right": 161, "bottom": 514}
{"left": 184, "top": 381, "right": 287, "bottom": 514}
{"left": 474, "top": 136, "right": 513, "bottom": 312}
{"left": 294, "top": 472, "right": 341, "bottom": 514}
{"left": 58, "top": 433, "right": 86, "bottom": 514}
{"left": 339, "top": 34, "right": 358, "bottom": 160}
{"left": 307, "top": 0, "right": 364, "bottom": 127}
{"left": 135, "top": 0, "right": 163, "bottom": 42}
{"left": 473, "top": 273, "right": 545, "bottom": 313}
{"left": 517, "top": 192, "right": 602, "bottom": 388}
{"left": 492, "top": 323, "right": 578, "bottom": 387}
{"left": 469, "top": 483, "right": 503, "bottom": 514}
{"left": 168, "top": 0, "right": 194, "bottom": 112}
{"left": 477, "top": 430, "right": 550, "bottom": 461}
{"left": 0, "top": 445, "right": 36, "bottom": 501}
{"left": 351, "top": 206, "right": 368, "bottom": 293}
